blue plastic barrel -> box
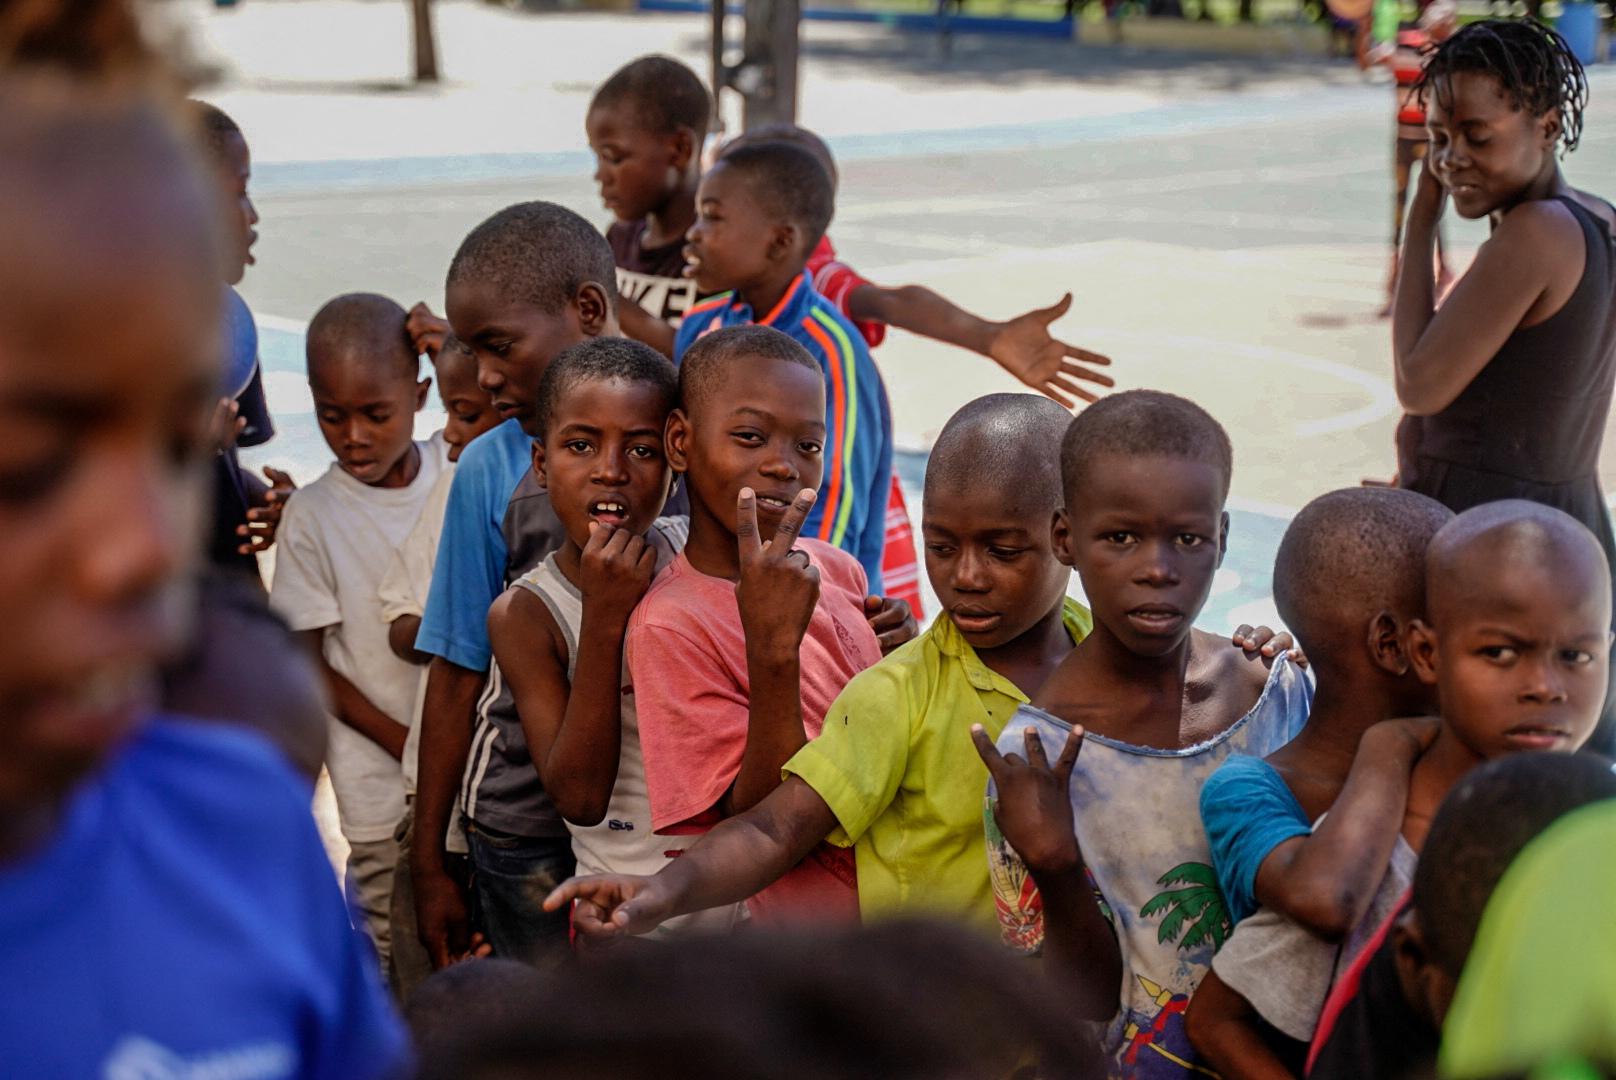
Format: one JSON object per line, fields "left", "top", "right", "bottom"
{"left": 1558, "top": 0, "right": 1600, "bottom": 65}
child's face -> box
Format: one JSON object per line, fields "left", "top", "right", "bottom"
{"left": 310, "top": 357, "right": 429, "bottom": 487}
{"left": 685, "top": 162, "right": 793, "bottom": 298}
{"left": 586, "top": 104, "right": 690, "bottom": 224}
{"left": 446, "top": 281, "right": 588, "bottom": 437}
{"left": 668, "top": 356, "right": 826, "bottom": 541}
{"left": 1056, "top": 453, "right": 1228, "bottom": 658}
{"left": 434, "top": 349, "right": 499, "bottom": 463}
{"left": 922, "top": 483, "right": 1071, "bottom": 651}
{"left": 534, "top": 377, "right": 673, "bottom": 551}
{"left": 214, "top": 130, "right": 258, "bottom": 286}
{"left": 1427, "top": 72, "right": 1560, "bottom": 220}
{"left": 1413, "top": 552, "right": 1607, "bottom": 758}
{"left": 0, "top": 168, "right": 219, "bottom": 813}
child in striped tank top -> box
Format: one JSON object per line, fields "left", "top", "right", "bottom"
{"left": 487, "top": 338, "right": 745, "bottom": 937}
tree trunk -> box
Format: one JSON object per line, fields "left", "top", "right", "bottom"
{"left": 411, "top": 0, "right": 439, "bottom": 83}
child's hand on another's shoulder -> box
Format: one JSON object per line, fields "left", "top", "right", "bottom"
{"left": 579, "top": 522, "right": 657, "bottom": 624}
{"left": 1231, "top": 624, "right": 1307, "bottom": 668}
{"left": 864, "top": 595, "right": 917, "bottom": 654}
{"left": 735, "top": 487, "right": 820, "bottom": 664}
{"left": 973, "top": 723, "right": 1085, "bottom": 875}
{"left": 1362, "top": 715, "right": 1442, "bottom": 766}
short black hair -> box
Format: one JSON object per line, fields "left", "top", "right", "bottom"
{"left": 589, "top": 55, "right": 712, "bottom": 140}
{"left": 1272, "top": 488, "right": 1453, "bottom": 665}
{"left": 1060, "top": 389, "right": 1233, "bottom": 503}
{"left": 1413, "top": 752, "right": 1616, "bottom": 977}
{"left": 1419, "top": 18, "right": 1588, "bottom": 153}
{"left": 926, "top": 393, "right": 1071, "bottom": 510}
{"left": 713, "top": 141, "right": 835, "bottom": 253}
{"left": 1425, "top": 499, "right": 1611, "bottom": 627}
{"left": 415, "top": 921, "right": 1103, "bottom": 1080}
{"left": 534, "top": 336, "right": 678, "bottom": 443}
{"left": 186, "top": 100, "right": 243, "bottom": 166}
{"left": 678, "top": 324, "right": 821, "bottom": 416}
{"left": 405, "top": 958, "right": 546, "bottom": 1066}
{"left": 719, "top": 122, "right": 838, "bottom": 190}
{"left": 305, "top": 292, "right": 418, "bottom": 383}
{"left": 447, "top": 201, "right": 618, "bottom": 318}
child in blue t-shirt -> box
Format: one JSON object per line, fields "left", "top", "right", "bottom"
{"left": 0, "top": 56, "right": 404, "bottom": 1077}
{"left": 672, "top": 139, "right": 894, "bottom": 593}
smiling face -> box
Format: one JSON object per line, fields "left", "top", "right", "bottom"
{"left": 214, "top": 129, "right": 258, "bottom": 285}
{"left": 1413, "top": 539, "right": 1608, "bottom": 758}
{"left": 309, "top": 356, "right": 427, "bottom": 487}
{"left": 586, "top": 104, "right": 689, "bottom": 224}
{"left": 434, "top": 343, "right": 499, "bottom": 463}
{"left": 923, "top": 482, "right": 1071, "bottom": 651}
{"left": 535, "top": 376, "right": 674, "bottom": 550}
{"left": 0, "top": 106, "right": 222, "bottom": 822}
{"left": 684, "top": 161, "right": 790, "bottom": 297}
{"left": 1057, "top": 453, "right": 1228, "bottom": 658}
{"left": 668, "top": 354, "right": 826, "bottom": 545}
{"left": 446, "top": 281, "right": 588, "bottom": 437}
{"left": 1426, "top": 70, "right": 1561, "bottom": 220}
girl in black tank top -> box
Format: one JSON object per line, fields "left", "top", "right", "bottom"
{"left": 1392, "top": 20, "right": 1616, "bottom": 570}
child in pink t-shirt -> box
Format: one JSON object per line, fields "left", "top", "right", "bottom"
{"left": 626, "top": 324, "right": 897, "bottom": 924}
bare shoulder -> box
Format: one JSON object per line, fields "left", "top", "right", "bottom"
{"left": 488, "top": 584, "right": 565, "bottom": 664}
{"left": 1191, "top": 627, "right": 1273, "bottom": 696}
{"left": 1495, "top": 196, "right": 1587, "bottom": 251}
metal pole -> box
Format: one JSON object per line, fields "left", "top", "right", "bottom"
{"left": 411, "top": 0, "right": 439, "bottom": 82}
{"left": 726, "top": 0, "right": 799, "bottom": 129}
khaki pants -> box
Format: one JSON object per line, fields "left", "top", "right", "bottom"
{"left": 347, "top": 837, "right": 397, "bottom": 977}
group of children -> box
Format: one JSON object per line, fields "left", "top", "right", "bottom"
{"left": 4, "top": 3, "right": 1615, "bottom": 1076}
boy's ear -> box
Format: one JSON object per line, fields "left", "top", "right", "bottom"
{"left": 1051, "top": 508, "right": 1074, "bottom": 568}
{"left": 1392, "top": 910, "right": 1458, "bottom": 1028}
{"left": 1367, "top": 610, "right": 1413, "bottom": 676}
{"left": 1217, "top": 510, "right": 1231, "bottom": 569}
{"left": 414, "top": 376, "right": 432, "bottom": 412}
{"left": 670, "top": 127, "right": 698, "bottom": 174}
{"left": 665, "top": 408, "right": 691, "bottom": 474}
{"left": 573, "top": 283, "right": 614, "bottom": 337}
{"left": 1407, "top": 618, "right": 1440, "bottom": 685}
{"left": 766, "top": 221, "right": 803, "bottom": 267}
{"left": 531, "top": 438, "right": 549, "bottom": 488}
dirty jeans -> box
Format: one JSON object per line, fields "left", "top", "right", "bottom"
{"left": 464, "top": 818, "right": 574, "bottom": 968}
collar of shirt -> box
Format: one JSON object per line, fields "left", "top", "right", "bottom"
{"left": 723, "top": 271, "right": 814, "bottom": 329}
{"left": 929, "top": 596, "right": 1092, "bottom": 698}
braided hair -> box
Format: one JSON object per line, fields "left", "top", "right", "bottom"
{"left": 1417, "top": 18, "right": 1589, "bottom": 153}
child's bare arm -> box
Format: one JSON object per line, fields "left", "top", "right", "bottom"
{"left": 1183, "top": 970, "right": 1300, "bottom": 1080}
{"left": 973, "top": 723, "right": 1122, "bottom": 1021}
{"left": 546, "top": 775, "right": 839, "bottom": 938}
{"left": 1253, "top": 718, "right": 1438, "bottom": 939}
{"left": 728, "top": 487, "right": 821, "bottom": 817}
{"left": 387, "top": 614, "right": 431, "bottom": 665}
{"left": 617, "top": 296, "right": 677, "bottom": 358}
{"left": 298, "top": 629, "right": 407, "bottom": 760}
{"left": 490, "top": 525, "right": 657, "bottom": 826}
{"left": 847, "top": 284, "right": 1113, "bottom": 408}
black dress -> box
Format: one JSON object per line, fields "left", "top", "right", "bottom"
{"left": 1398, "top": 194, "right": 1616, "bottom": 573}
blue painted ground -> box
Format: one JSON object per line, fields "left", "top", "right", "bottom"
{"left": 245, "top": 322, "right": 1291, "bottom": 634}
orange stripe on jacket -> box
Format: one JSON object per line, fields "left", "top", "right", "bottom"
{"left": 801, "top": 315, "right": 847, "bottom": 543}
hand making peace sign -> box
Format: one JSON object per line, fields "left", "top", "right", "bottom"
{"left": 973, "top": 722, "right": 1087, "bottom": 876}
{"left": 735, "top": 486, "right": 821, "bottom": 663}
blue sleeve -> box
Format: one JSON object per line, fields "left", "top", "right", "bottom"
{"left": 415, "top": 435, "right": 509, "bottom": 671}
{"left": 852, "top": 371, "right": 894, "bottom": 595}
{"left": 1199, "top": 754, "right": 1313, "bottom": 925}
{"left": 672, "top": 312, "right": 701, "bottom": 364}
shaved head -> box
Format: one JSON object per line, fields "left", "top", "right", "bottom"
{"left": 1426, "top": 500, "right": 1611, "bottom": 629}
{"left": 926, "top": 394, "right": 1071, "bottom": 510}
{"left": 1273, "top": 488, "right": 1454, "bottom": 664}
{"left": 305, "top": 293, "right": 418, "bottom": 384}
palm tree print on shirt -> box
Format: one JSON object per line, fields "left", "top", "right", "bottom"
{"left": 1140, "top": 862, "right": 1231, "bottom": 952}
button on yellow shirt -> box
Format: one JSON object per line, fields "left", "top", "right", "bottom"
{"left": 783, "top": 598, "right": 1092, "bottom": 934}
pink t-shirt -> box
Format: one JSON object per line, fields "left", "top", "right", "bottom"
{"left": 627, "top": 537, "right": 881, "bottom": 924}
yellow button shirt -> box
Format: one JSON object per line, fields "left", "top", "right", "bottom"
{"left": 784, "top": 598, "right": 1092, "bottom": 933}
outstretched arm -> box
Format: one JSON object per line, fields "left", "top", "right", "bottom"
{"left": 545, "top": 775, "right": 839, "bottom": 938}
{"left": 848, "top": 285, "right": 1113, "bottom": 408}
{"left": 1251, "top": 718, "right": 1436, "bottom": 940}
{"left": 975, "top": 723, "right": 1122, "bottom": 1021}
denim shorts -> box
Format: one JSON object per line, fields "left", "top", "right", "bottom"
{"left": 464, "top": 818, "right": 575, "bottom": 967}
